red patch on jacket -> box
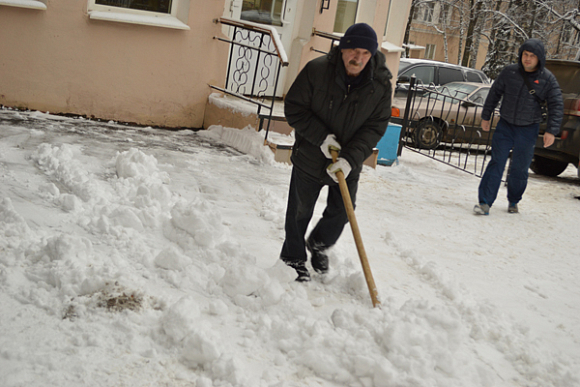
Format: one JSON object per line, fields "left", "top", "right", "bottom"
{"left": 534, "top": 80, "right": 540, "bottom": 84}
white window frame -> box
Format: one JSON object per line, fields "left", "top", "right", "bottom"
{"left": 562, "top": 24, "right": 575, "bottom": 44}
{"left": 437, "top": 3, "right": 451, "bottom": 26}
{"left": 425, "top": 44, "right": 436, "bottom": 60}
{"left": 87, "top": 0, "right": 191, "bottom": 30}
{"left": 333, "top": 0, "right": 359, "bottom": 34}
{"left": 413, "top": 3, "right": 434, "bottom": 23}
{"left": 423, "top": 3, "right": 435, "bottom": 23}
{"left": 0, "top": 0, "right": 46, "bottom": 10}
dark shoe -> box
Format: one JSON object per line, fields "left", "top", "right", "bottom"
{"left": 281, "top": 258, "right": 311, "bottom": 282}
{"left": 473, "top": 203, "right": 490, "bottom": 215}
{"left": 508, "top": 203, "right": 519, "bottom": 213}
{"left": 306, "top": 241, "right": 329, "bottom": 274}
{"left": 295, "top": 269, "right": 311, "bottom": 282}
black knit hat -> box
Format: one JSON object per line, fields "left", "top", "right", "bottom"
{"left": 339, "top": 23, "right": 379, "bottom": 56}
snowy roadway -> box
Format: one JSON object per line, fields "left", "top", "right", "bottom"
{"left": 1, "top": 108, "right": 579, "bottom": 387}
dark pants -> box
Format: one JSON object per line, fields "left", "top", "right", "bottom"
{"left": 478, "top": 118, "right": 539, "bottom": 206}
{"left": 280, "top": 167, "right": 359, "bottom": 264}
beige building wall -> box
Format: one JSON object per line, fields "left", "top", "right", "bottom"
{"left": 406, "top": 2, "right": 490, "bottom": 71}
{"left": 376, "top": 0, "right": 413, "bottom": 80}
{"left": 0, "top": 1, "right": 228, "bottom": 128}
{"left": 408, "top": 26, "right": 489, "bottom": 70}
{"left": 1, "top": 0, "right": 412, "bottom": 128}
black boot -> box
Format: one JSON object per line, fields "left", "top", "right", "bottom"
{"left": 306, "top": 241, "right": 329, "bottom": 274}
{"left": 281, "top": 258, "right": 311, "bottom": 282}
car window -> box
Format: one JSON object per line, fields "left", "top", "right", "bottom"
{"left": 438, "top": 67, "right": 464, "bottom": 84}
{"left": 466, "top": 70, "right": 483, "bottom": 83}
{"left": 469, "top": 89, "right": 489, "bottom": 104}
{"left": 398, "top": 61, "right": 414, "bottom": 72}
{"left": 400, "top": 65, "right": 435, "bottom": 86}
{"left": 427, "top": 82, "right": 478, "bottom": 104}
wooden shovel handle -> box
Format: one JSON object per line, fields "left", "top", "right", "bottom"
{"left": 331, "top": 150, "right": 380, "bottom": 307}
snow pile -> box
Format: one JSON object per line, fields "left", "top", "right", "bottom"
{"left": 0, "top": 197, "right": 32, "bottom": 240}
{"left": 31, "top": 144, "right": 97, "bottom": 202}
{"left": 1, "top": 111, "right": 579, "bottom": 387}
{"left": 199, "top": 124, "right": 277, "bottom": 164}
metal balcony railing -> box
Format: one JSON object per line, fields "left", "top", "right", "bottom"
{"left": 211, "top": 17, "right": 288, "bottom": 136}
{"left": 310, "top": 28, "right": 341, "bottom": 55}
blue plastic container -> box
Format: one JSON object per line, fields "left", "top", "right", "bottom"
{"left": 376, "top": 123, "right": 402, "bottom": 166}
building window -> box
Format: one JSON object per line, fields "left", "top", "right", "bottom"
{"left": 424, "top": 2, "right": 435, "bottom": 23}
{"left": 425, "top": 44, "right": 436, "bottom": 59}
{"left": 438, "top": 3, "right": 451, "bottom": 25}
{"left": 334, "top": 0, "right": 358, "bottom": 34}
{"left": 0, "top": 0, "right": 46, "bottom": 10}
{"left": 562, "top": 24, "right": 575, "bottom": 44}
{"left": 413, "top": 2, "right": 435, "bottom": 23}
{"left": 95, "top": 0, "right": 171, "bottom": 13}
{"left": 87, "top": 0, "right": 190, "bottom": 30}
{"left": 240, "top": 0, "right": 285, "bottom": 27}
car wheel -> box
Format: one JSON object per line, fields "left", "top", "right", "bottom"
{"left": 530, "top": 155, "right": 569, "bottom": 177}
{"left": 414, "top": 120, "right": 442, "bottom": 149}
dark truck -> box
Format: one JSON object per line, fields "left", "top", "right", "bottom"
{"left": 531, "top": 59, "right": 580, "bottom": 178}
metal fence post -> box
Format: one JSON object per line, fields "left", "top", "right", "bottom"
{"left": 397, "top": 75, "right": 416, "bottom": 157}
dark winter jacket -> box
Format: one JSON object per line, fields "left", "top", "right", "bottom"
{"left": 482, "top": 38, "right": 563, "bottom": 135}
{"left": 284, "top": 46, "right": 392, "bottom": 182}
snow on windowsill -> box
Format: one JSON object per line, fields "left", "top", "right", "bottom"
{"left": 89, "top": 10, "right": 190, "bottom": 31}
{"left": 381, "top": 41, "right": 405, "bottom": 53}
{"left": 0, "top": 0, "right": 46, "bottom": 10}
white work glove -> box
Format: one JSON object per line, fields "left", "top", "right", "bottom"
{"left": 326, "top": 158, "right": 352, "bottom": 183}
{"left": 320, "top": 134, "right": 341, "bottom": 159}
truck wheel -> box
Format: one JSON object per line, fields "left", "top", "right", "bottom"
{"left": 530, "top": 155, "right": 569, "bottom": 177}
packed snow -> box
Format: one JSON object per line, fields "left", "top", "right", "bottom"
{"left": 1, "top": 107, "right": 579, "bottom": 387}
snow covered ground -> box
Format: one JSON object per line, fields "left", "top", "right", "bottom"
{"left": 1, "top": 107, "right": 579, "bottom": 387}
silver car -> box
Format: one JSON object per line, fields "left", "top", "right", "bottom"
{"left": 391, "top": 82, "right": 499, "bottom": 149}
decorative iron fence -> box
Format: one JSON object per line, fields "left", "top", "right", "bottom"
{"left": 211, "top": 17, "right": 289, "bottom": 134}
{"left": 392, "top": 76, "right": 503, "bottom": 178}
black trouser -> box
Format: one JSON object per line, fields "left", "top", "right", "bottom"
{"left": 280, "top": 166, "right": 359, "bottom": 265}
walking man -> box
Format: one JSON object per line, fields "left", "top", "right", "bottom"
{"left": 280, "top": 23, "right": 392, "bottom": 281}
{"left": 474, "top": 38, "right": 563, "bottom": 215}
